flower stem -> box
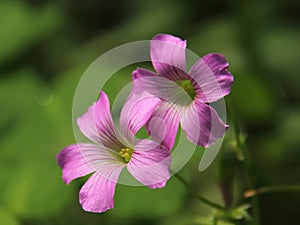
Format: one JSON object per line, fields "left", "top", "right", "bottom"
{"left": 194, "top": 195, "right": 226, "bottom": 212}
{"left": 244, "top": 184, "right": 300, "bottom": 198}
{"left": 213, "top": 217, "right": 218, "bottom": 225}
{"left": 174, "top": 173, "right": 227, "bottom": 212}
{"left": 226, "top": 97, "right": 260, "bottom": 225}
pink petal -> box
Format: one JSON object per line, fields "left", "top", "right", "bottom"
{"left": 57, "top": 144, "right": 94, "bottom": 185}
{"left": 145, "top": 101, "right": 180, "bottom": 150}
{"left": 132, "top": 68, "right": 193, "bottom": 105}
{"left": 60, "top": 144, "right": 125, "bottom": 213}
{"left": 128, "top": 139, "right": 171, "bottom": 188}
{"left": 120, "top": 92, "right": 160, "bottom": 144}
{"left": 151, "top": 34, "right": 189, "bottom": 80}
{"left": 78, "top": 144, "right": 125, "bottom": 174}
{"left": 132, "top": 67, "right": 156, "bottom": 80}
{"left": 180, "top": 100, "right": 228, "bottom": 148}
{"left": 79, "top": 165, "right": 124, "bottom": 213}
{"left": 57, "top": 143, "right": 124, "bottom": 185}
{"left": 189, "top": 53, "right": 234, "bottom": 103}
{"left": 77, "top": 91, "right": 125, "bottom": 149}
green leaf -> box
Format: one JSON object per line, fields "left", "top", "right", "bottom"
{"left": 0, "top": 208, "right": 18, "bottom": 225}
{"left": 215, "top": 204, "right": 251, "bottom": 221}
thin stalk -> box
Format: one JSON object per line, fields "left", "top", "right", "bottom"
{"left": 213, "top": 217, "right": 218, "bottom": 225}
{"left": 244, "top": 184, "right": 300, "bottom": 198}
{"left": 226, "top": 97, "right": 260, "bottom": 225}
{"left": 174, "top": 173, "right": 227, "bottom": 212}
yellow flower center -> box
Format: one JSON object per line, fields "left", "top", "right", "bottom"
{"left": 176, "top": 79, "right": 196, "bottom": 100}
{"left": 119, "top": 147, "right": 133, "bottom": 163}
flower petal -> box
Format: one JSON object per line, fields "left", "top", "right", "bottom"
{"left": 180, "top": 101, "right": 228, "bottom": 148}
{"left": 77, "top": 91, "right": 124, "bottom": 149}
{"left": 57, "top": 143, "right": 124, "bottom": 185}
{"left": 151, "top": 34, "right": 188, "bottom": 80}
{"left": 78, "top": 144, "right": 125, "bottom": 174}
{"left": 56, "top": 144, "right": 94, "bottom": 185}
{"left": 57, "top": 143, "right": 125, "bottom": 213}
{"left": 145, "top": 101, "right": 180, "bottom": 150}
{"left": 189, "top": 53, "right": 233, "bottom": 103}
{"left": 120, "top": 92, "right": 160, "bottom": 144}
{"left": 79, "top": 165, "right": 124, "bottom": 213}
{"left": 132, "top": 67, "right": 156, "bottom": 80}
{"left": 132, "top": 68, "right": 193, "bottom": 105}
{"left": 128, "top": 139, "right": 171, "bottom": 188}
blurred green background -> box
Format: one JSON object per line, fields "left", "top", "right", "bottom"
{"left": 0, "top": 0, "right": 299, "bottom": 224}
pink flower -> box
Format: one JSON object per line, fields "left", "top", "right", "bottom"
{"left": 132, "top": 34, "right": 234, "bottom": 149}
{"left": 57, "top": 91, "right": 171, "bottom": 213}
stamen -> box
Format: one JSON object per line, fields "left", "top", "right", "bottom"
{"left": 119, "top": 147, "right": 133, "bottom": 163}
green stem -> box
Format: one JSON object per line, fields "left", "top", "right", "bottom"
{"left": 226, "top": 97, "right": 260, "bottom": 225}
{"left": 174, "top": 173, "right": 227, "bottom": 212}
{"left": 226, "top": 98, "right": 242, "bottom": 148}
{"left": 174, "top": 173, "right": 190, "bottom": 189}
{"left": 213, "top": 217, "right": 218, "bottom": 225}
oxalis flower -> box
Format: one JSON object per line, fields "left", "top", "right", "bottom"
{"left": 57, "top": 91, "right": 171, "bottom": 213}
{"left": 132, "top": 34, "right": 234, "bottom": 149}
